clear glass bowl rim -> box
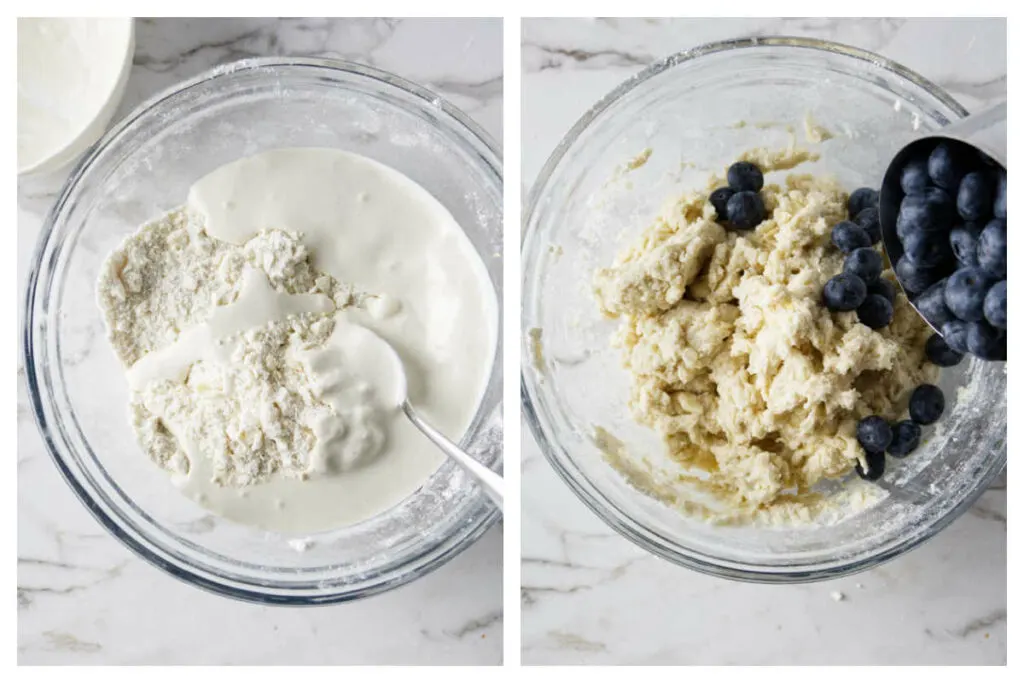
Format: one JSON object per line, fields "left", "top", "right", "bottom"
{"left": 521, "top": 36, "right": 1003, "bottom": 583}
{"left": 24, "top": 56, "right": 503, "bottom": 605}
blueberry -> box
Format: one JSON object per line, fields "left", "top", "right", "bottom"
{"left": 909, "top": 384, "right": 945, "bottom": 425}
{"left": 925, "top": 332, "right": 964, "bottom": 367}
{"left": 823, "top": 273, "right": 868, "bottom": 312}
{"left": 857, "top": 294, "right": 894, "bottom": 329}
{"left": 887, "top": 420, "right": 922, "bottom": 458}
{"left": 914, "top": 278, "right": 955, "bottom": 329}
{"left": 967, "top": 321, "right": 1006, "bottom": 360}
{"left": 844, "top": 247, "right": 883, "bottom": 284}
{"left": 941, "top": 320, "right": 971, "bottom": 354}
{"left": 831, "top": 220, "right": 872, "bottom": 253}
{"left": 898, "top": 187, "right": 955, "bottom": 234}
{"left": 900, "top": 158, "right": 931, "bottom": 195}
{"left": 710, "top": 187, "right": 735, "bottom": 221}
{"left": 949, "top": 222, "right": 983, "bottom": 267}
{"left": 977, "top": 218, "right": 1007, "bottom": 278}
{"left": 902, "top": 229, "right": 953, "bottom": 268}
{"left": 944, "top": 268, "right": 994, "bottom": 322}
{"left": 868, "top": 278, "right": 896, "bottom": 304}
{"left": 984, "top": 280, "right": 1006, "bottom": 328}
{"left": 928, "top": 142, "right": 968, "bottom": 190}
{"left": 726, "top": 190, "right": 765, "bottom": 230}
{"left": 855, "top": 207, "right": 882, "bottom": 244}
{"left": 727, "top": 161, "right": 764, "bottom": 192}
{"left": 956, "top": 171, "right": 993, "bottom": 222}
{"left": 856, "top": 449, "right": 886, "bottom": 482}
{"left": 896, "top": 212, "right": 913, "bottom": 242}
{"left": 857, "top": 415, "right": 893, "bottom": 453}
{"left": 993, "top": 170, "right": 1006, "bottom": 220}
{"left": 848, "top": 187, "right": 879, "bottom": 217}
{"left": 895, "top": 255, "right": 940, "bottom": 295}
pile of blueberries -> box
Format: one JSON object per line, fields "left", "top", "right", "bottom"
{"left": 710, "top": 161, "right": 768, "bottom": 230}
{"left": 820, "top": 188, "right": 945, "bottom": 480}
{"left": 819, "top": 141, "right": 1008, "bottom": 481}
{"left": 822, "top": 188, "right": 893, "bottom": 329}
{"left": 854, "top": 383, "right": 945, "bottom": 481}
{"left": 894, "top": 140, "right": 1007, "bottom": 362}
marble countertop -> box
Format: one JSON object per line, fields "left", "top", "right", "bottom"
{"left": 521, "top": 17, "right": 1006, "bottom": 665}
{"left": 17, "top": 18, "right": 502, "bottom": 665}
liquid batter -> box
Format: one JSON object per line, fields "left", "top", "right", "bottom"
{"left": 98, "top": 148, "right": 497, "bottom": 534}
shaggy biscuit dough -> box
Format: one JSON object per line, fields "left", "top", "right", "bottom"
{"left": 595, "top": 147, "right": 938, "bottom": 522}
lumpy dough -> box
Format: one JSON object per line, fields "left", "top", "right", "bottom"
{"left": 595, "top": 147, "right": 938, "bottom": 520}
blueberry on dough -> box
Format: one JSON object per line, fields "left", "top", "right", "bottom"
{"left": 902, "top": 229, "right": 953, "bottom": 268}
{"left": 976, "top": 219, "right": 1007, "bottom": 279}
{"left": 868, "top": 278, "right": 896, "bottom": 304}
{"left": 984, "top": 280, "right": 1007, "bottom": 329}
{"left": 993, "top": 170, "right": 1007, "bottom": 220}
{"left": 823, "top": 273, "right": 868, "bottom": 312}
{"left": 914, "top": 278, "right": 955, "bottom": 329}
{"left": 899, "top": 187, "right": 955, "bottom": 234}
{"left": 855, "top": 449, "right": 887, "bottom": 482}
{"left": 900, "top": 158, "right": 931, "bottom": 195}
{"left": 726, "top": 190, "right": 766, "bottom": 230}
{"left": 928, "top": 142, "right": 968, "bottom": 190}
{"left": 956, "top": 171, "right": 993, "bottom": 222}
{"left": 848, "top": 187, "right": 879, "bottom": 218}
{"left": 854, "top": 207, "right": 882, "bottom": 244}
{"left": 844, "top": 247, "right": 883, "bottom": 284}
{"left": 944, "top": 268, "right": 994, "bottom": 322}
{"left": 857, "top": 294, "right": 894, "bottom": 329}
{"left": 895, "top": 255, "right": 939, "bottom": 295}
{"left": 949, "top": 222, "right": 983, "bottom": 268}
{"left": 967, "top": 321, "right": 1006, "bottom": 361}
{"left": 887, "top": 420, "right": 922, "bottom": 458}
{"left": 727, "top": 161, "right": 764, "bottom": 192}
{"left": 709, "top": 187, "right": 735, "bottom": 221}
{"left": 941, "top": 320, "right": 971, "bottom": 354}
{"left": 909, "top": 384, "right": 945, "bottom": 425}
{"left": 857, "top": 416, "right": 893, "bottom": 453}
{"left": 831, "top": 220, "right": 872, "bottom": 253}
{"left": 925, "top": 332, "right": 964, "bottom": 367}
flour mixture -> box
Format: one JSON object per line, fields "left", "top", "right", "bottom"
{"left": 594, "top": 147, "right": 938, "bottom": 523}
{"left": 97, "top": 148, "right": 497, "bottom": 533}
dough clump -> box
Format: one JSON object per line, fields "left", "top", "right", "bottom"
{"left": 595, "top": 148, "right": 937, "bottom": 520}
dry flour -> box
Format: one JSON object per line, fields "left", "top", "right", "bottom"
{"left": 98, "top": 207, "right": 355, "bottom": 488}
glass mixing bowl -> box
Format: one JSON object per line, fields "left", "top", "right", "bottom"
{"left": 522, "top": 37, "right": 1006, "bottom": 582}
{"left": 24, "top": 58, "right": 503, "bottom": 604}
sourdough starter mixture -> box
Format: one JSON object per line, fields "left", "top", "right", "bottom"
{"left": 594, "top": 147, "right": 937, "bottom": 523}
{"left": 98, "top": 148, "right": 496, "bottom": 533}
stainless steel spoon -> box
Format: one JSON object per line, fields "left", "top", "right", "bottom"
{"left": 878, "top": 100, "right": 1006, "bottom": 329}
{"left": 355, "top": 322, "right": 503, "bottom": 511}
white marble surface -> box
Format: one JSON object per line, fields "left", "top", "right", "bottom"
{"left": 17, "top": 18, "right": 502, "bottom": 665}
{"left": 521, "top": 18, "right": 1006, "bottom": 665}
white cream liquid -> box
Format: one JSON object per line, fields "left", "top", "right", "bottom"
{"left": 133, "top": 148, "right": 497, "bottom": 534}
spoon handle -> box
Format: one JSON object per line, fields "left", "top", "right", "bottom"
{"left": 402, "top": 401, "right": 503, "bottom": 511}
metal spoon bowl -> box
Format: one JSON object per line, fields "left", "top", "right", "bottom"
{"left": 878, "top": 101, "right": 1006, "bottom": 332}
{"left": 348, "top": 321, "right": 504, "bottom": 511}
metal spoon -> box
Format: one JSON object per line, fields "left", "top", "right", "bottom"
{"left": 878, "top": 101, "right": 1006, "bottom": 329}
{"left": 351, "top": 321, "right": 503, "bottom": 511}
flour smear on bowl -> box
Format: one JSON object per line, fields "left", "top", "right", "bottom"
{"left": 97, "top": 148, "right": 497, "bottom": 534}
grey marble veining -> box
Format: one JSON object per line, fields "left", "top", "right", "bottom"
{"left": 18, "top": 18, "right": 502, "bottom": 665}
{"left": 521, "top": 17, "right": 1006, "bottom": 665}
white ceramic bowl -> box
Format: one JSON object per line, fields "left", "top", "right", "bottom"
{"left": 17, "top": 17, "right": 135, "bottom": 176}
